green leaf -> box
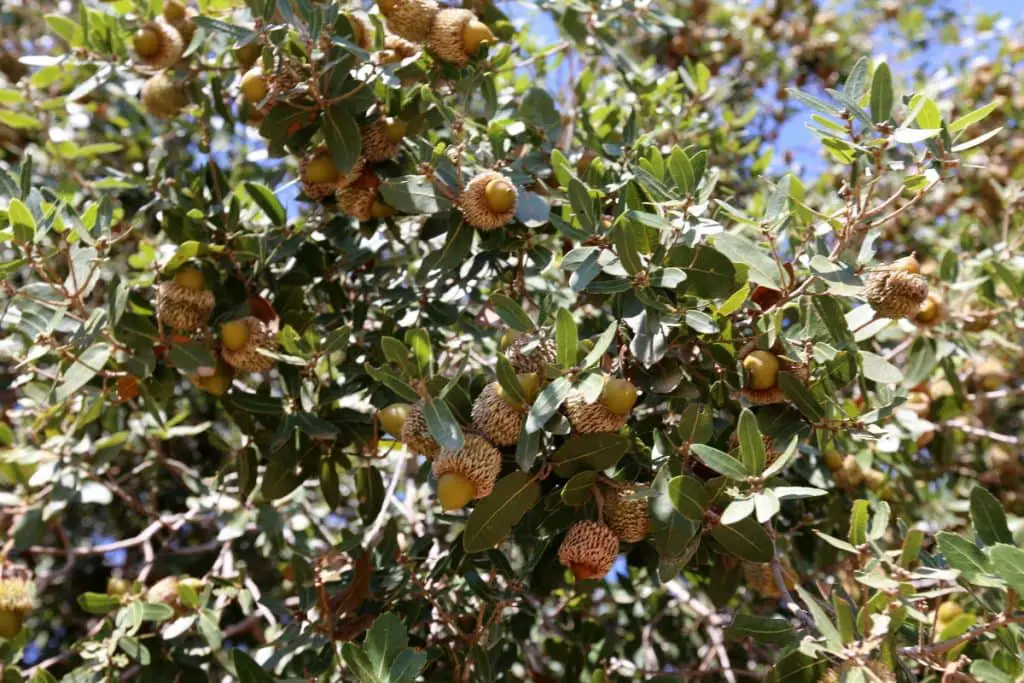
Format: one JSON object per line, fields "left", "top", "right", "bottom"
{"left": 555, "top": 308, "right": 578, "bottom": 369}
{"left": 988, "top": 545, "right": 1024, "bottom": 595}
{"left": 56, "top": 343, "right": 112, "bottom": 401}
{"left": 667, "top": 475, "right": 709, "bottom": 521}
{"left": 726, "top": 614, "right": 797, "bottom": 645}
{"left": 713, "top": 232, "right": 782, "bottom": 288}
{"left": 668, "top": 146, "right": 695, "bottom": 194}
{"left": 568, "top": 178, "right": 597, "bottom": 231}
{"left": 322, "top": 103, "right": 362, "bottom": 172}
{"left": 777, "top": 372, "right": 824, "bottom": 421}
{"left": 0, "top": 111, "right": 43, "bottom": 131}
{"left": 843, "top": 56, "right": 870, "bottom": 101}
{"left": 551, "top": 433, "right": 629, "bottom": 478}
{"left": 870, "top": 62, "right": 893, "bottom": 123}
{"left": 463, "top": 472, "right": 541, "bottom": 553}
{"left": 167, "top": 341, "right": 217, "bottom": 376}
{"left": 380, "top": 176, "right": 452, "bottom": 214}
{"left": 561, "top": 470, "right": 597, "bottom": 506}
{"left": 860, "top": 351, "right": 903, "bottom": 384}
{"left": 341, "top": 644, "right": 377, "bottom": 683}
{"left": 495, "top": 355, "right": 526, "bottom": 406}
{"left": 909, "top": 94, "right": 942, "bottom": 130}
{"left": 244, "top": 182, "right": 286, "bottom": 227}
{"left": 581, "top": 322, "right": 617, "bottom": 368}
{"left": 970, "top": 486, "right": 1012, "bottom": 546}
{"left": 897, "top": 528, "right": 924, "bottom": 568}
{"left": 421, "top": 398, "right": 463, "bottom": 451}
{"left": 389, "top": 649, "right": 428, "bottom": 683}
{"left": 970, "top": 661, "right": 1016, "bottom": 683}
{"left": 709, "top": 517, "right": 773, "bottom": 562}
{"left": 192, "top": 16, "right": 257, "bottom": 41}
{"left": 949, "top": 101, "right": 999, "bottom": 133}
{"left": 794, "top": 585, "right": 843, "bottom": 649}
{"left": 690, "top": 444, "right": 748, "bottom": 481}
{"left": 489, "top": 294, "right": 535, "bottom": 332}
{"left": 935, "top": 531, "right": 993, "bottom": 585}
{"left": 737, "top": 408, "right": 766, "bottom": 475}
{"left": 613, "top": 224, "right": 644, "bottom": 275}
{"left": 675, "top": 404, "right": 714, "bottom": 445}
{"left": 849, "top": 500, "right": 869, "bottom": 546}
{"left": 514, "top": 425, "right": 540, "bottom": 472}
{"left": 233, "top": 649, "right": 277, "bottom": 683}
{"left": 76, "top": 592, "right": 122, "bottom": 614}
{"left": 526, "top": 376, "right": 572, "bottom": 433}
{"left": 365, "top": 613, "right": 408, "bottom": 681}
{"left": 44, "top": 15, "right": 84, "bottom": 46}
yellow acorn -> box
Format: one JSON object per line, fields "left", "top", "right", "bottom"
{"left": 219, "top": 317, "right": 277, "bottom": 373}
{"left": 337, "top": 170, "right": 383, "bottom": 221}
{"left": 603, "top": 488, "right": 649, "bottom": 543}
{"left": 601, "top": 378, "right": 638, "bottom": 415}
{"left": 427, "top": 9, "right": 495, "bottom": 67}
{"left": 361, "top": 116, "right": 407, "bottom": 162}
{"left": 157, "top": 267, "right": 215, "bottom": 330}
{"left": 239, "top": 66, "right": 269, "bottom": 105}
{"left": 470, "top": 374, "right": 540, "bottom": 446}
{"left": 162, "top": 0, "right": 197, "bottom": 47}
{"left": 822, "top": 449, "right": 843, "bottom": 472}
{"left": 379, "top": 403, "right": 411, "bottom": 437}
{"left": 937, "top": 600, "right": 962, "bottom": 624}
{"left": 915, "top": 291, "right": 945, "bottom": 327}
{"left": 460, "top": 171, "right": 518, "bottom": 230}
{"left": 401, "top": 402, "right": 440, "bottom": 459}
{"left": 145, "top": 576, "right": 180, "bottom": 608}
{"left": 141, "top": 71, "right": 189, "bottom": 119}
{"left": 431, "top": 433, "right": 503, "bottom": 510}
{"left": 299, "top": 148, "right": 344, "bottom": 201}
{"left": 738, "top": 347, "right": 806, "bottom": 405}
{"left": 132, "top": 19, "right": 184, "bottom": 70}
{"left": 0, "top": 565, "right": 34, "bottom": 640}
{"left": 504, "top": 332, "right": 556, "bottom": 375}
{"left": 557, "top": 521, "right": 619, "bottom": 581}
{"left": 377, "top": 0, "right": 439, "bottom": 43}
{"left": 743, "top": 350, "right": 780, "bottom": 391}
{"left": 190, "top": 360, "right": 235, "bottom": 396}
{"left": 864, "top": 262, "right": 929, "bottom": 319}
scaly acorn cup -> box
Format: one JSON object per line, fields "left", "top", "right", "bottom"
{"left": 603, "top": 488, "right": 649, "bottom": 543}
{"left": 141, "top": 71, "right": 189, "bottom": 119}
{"left": 401, "top": 401, "right": 440, "bottom": 459}
{"left": 219, "top": 317, "right": 277, "bottom": 373}
{"left": 162, "top": 0, "right": 197, "bottom": 47}
{"left": 566, "top": 377, "right": 637, "bottom": 434}
{"left": 864, "top": 255, "right": 929, "bottom": 319}
{"left": 431, "top": 433, "right": 503, "bottom": 510}
{"left": 504, "top": 332, "right": 556, "bottom": 375}
{"left": 299, "top": 148, "right": 345, "bottom": 201}
{"left": 377, "top": 33, "right": 420, "bottom": 64}
{"left": 427, "top": 9, "right": 495, "bottom": 67}
{"left": 470, "top": 374, "right": 541, "bottom": 447}
{"left": 378, "top": 0, "right": 439, "bottom": 43}
{"left": 0, "top": 566, "right": 34, "bottom": 640}
{"left": 915, "top": 291, "right": 946, "bottom": 327}
{"left": 460, "top": 171, "right": 518, "bottom": 230}
{"left": 337, "top": 170, "right": 385, "bottom": 222}
{"left": 361, "top": 117, "right": 407, "bottom": 162}
{"left": 557, "top": 521, "right": 619, "bottom": 580}
{"left": 157, "top": 267, "right": 215, "bottom": 330}
{"left": 132, "top": 19, "right": 184, "bottom": 70}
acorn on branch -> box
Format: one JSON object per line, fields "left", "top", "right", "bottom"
{"left": 864, "top": 255, "right": 929, "bottom": 319}
{"left": 460, "top": 171, "right": 518, "bottom": 230}
{"left": 915, "top": 291, "right": 946, "bottom": 328}
{"left": 427, "top": 9, "right": 495, "bottom": 67}
{"left": 379, "top": 403, "right": 411, "bottom": 438}
{"left": 566, "top": 377, "right": 637, "bottom": 434}
{"left": 377, "top": 0, "right": 439, "bottom": 43}
{"left": 603, "top": 488, "right": 649, "bottom": 543}
{"left": 141, "top": 70, "right": 189, "bottom": 119}
{"left": 162, "top": 0, "right": 197, "bottom": 47}
{"left": 190, "top": 360, "right": 235, "bottom": 396}
{"left": 557, "top": 521, "right": 619, "bottom": 580}
{"left": 738, "top": 347, "right": 808, "bottom": 405}
{"left": 361, "top": 116, "right": 407, "bottom": 162}
{"left": 157, "top": 266, "right": 215, "bottom": 330}
{"left": 299, "top": 147, "right": 359, "bottom": 201}
{"left": 431, "top": 433, "right": 503, "bottom": 510}
{"left": 401, "top": 401, "right": 439, "bottom": 458}
{"left": 471, "top": 374, "right": 541, "bottom": 447}
{"left": 337, "top": 169, "right": 389, "bottom": 221}
{"left": 132, "top": 19, "right": 184, "bottom": 70}
{"left": 504, "top": 331, "right": 556, "bottom": 375}
{"left": 219, "top": 317, "right": 277, "bottom": 373}
{"left": 0, "top": 565, "right": 34, "bottom": 640}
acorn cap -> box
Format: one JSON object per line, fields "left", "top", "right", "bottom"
{"left": 0, "top": 570, "right": 34, "bottom": 616}
{"left": 336, "top": 170, "right": 381, "bottom": 221}
{"left": 401, "top": 402, "right": 440, "bottom": 459}
{"left": 431, "top": 433, "right": 503, "bottom": 500}
{"left": 603, "top": 488, "right": 649, "bottom": 543}
{"left": 157, "top": 279, "right": 214, "bottom": 330}
{"left": 557, "top": 521, "right": 619, "bottom": 579}
{"left": 460, "top": 171, "right": 518, "bottom": 230}
{"left": 471, "top": 382, "right": 526, "bottom": 447}
{"left": 864, "top": 270, "right": 929, "bottom": 319}
{"left": 135, "top": 19, "right": 185, "bottom": 70}
{"left": 505, "top": 332, "right": 556, "bottom": 375}
{"left": 220, "top": 316, "right": 277, "bottom": 373}
{"left": 565, "top": 392, "right": 628, "bottom": 434}
{"left": 378, "top": 33, "right": 420, "bottom": 63}
{"left": 141, "top": 71, "right": 189, "bottom": 119}
{"left": 427, "top": 8, "right": 476, "bottom": 67}
{"left": 738, "top": 347, "right": 809, "bottom": 406}
{"left": 361, "top": 118, "right": 402, "bottom": 162}
{"left": 381, "top": 0, "right": 439, "bottom": 43}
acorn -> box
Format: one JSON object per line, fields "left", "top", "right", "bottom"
{"left": 972, "top": 357, "right": 1009, "bottom": 391}
{"left": 157, "top": 267, "right": 215, "bottom": 330}
{"left": 427, "top": 9, "right": 495, "bottom": 67}
{"left": 566, "top": 377, "right": 637, "bottom": 434}
{"left": 378, "top": 34, "right": 420, "bottom": 64}
{"left": 132, "top": 19, "right": 184, "bottom": 70}
{"left": 431, "top": 433, "right": 503, "bottom": 510}
{"left": 460, "top": 171, "right": 518, "bottom": 230}
{"left": 162, "top": 0, "right": 197, "bottom": 47}
{"left": 145, "top": 576, "right": 180, "bottom": 608}
{"left": 864, "top": 256, "right": 929, "bottom": 319}
{"left": 141, "top": 70, "right": 189, "bottom": 119}
{"left": 0, "top": 565, "right": 34, "bottom": 640}
{"left": 937, "top": 600, "right": 963, "bottom": 626}
{"left": 299, "top": 147, "right": 346, "bottom": 201}
{"left": 603, "top": 488, "right": 649, "bottom": 543}
{"left": 377, "top": 0, "right": 439, "bottom": 43}
{"left": 863, "top": 469, "right": 887, "bottom": 492}
{"left": 361, "top": 116, "right": 407, "bottom": 162}
{"left": 471, "top": 374, "right": 541, "bottom": 446}
{"left": 915, "top": 291, "right": 946, "bottom": 327}
{"left": 379, "top": 403, "right": 411, "bottom": 438}
{"left": 738, "top": 347, "right": 807, "bottom": 405}
{"left": 505, "top": 332, "right": 556, "bottom": 375}
{"left": 743, "top": 559, "right": 797, "bottom": 599}
{"left": 219, "top": 317, "right": 277, "bottom": 373}
{"left": 190, "top": 360, "right": 235, "bottom": 396}
{"left": 239, "top": 66, "right": 270, "bottom": 105}
{"left": 743, "top": 350, "right": 779, "bottom": 390}
{"left": 337, "top": 170, "right": 384, "bottom": 221}
{"left": 557, "top": 521, "right": 619, "bottom": 580}
{"left": 401, "top": 401, "right": 439, "bottom": 458}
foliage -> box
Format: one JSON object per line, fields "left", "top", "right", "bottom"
{"left": 1, "top": 0, "right": 1023, "bottom": 681}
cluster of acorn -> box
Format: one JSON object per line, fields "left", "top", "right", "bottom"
{"left": 378, "top": 329, "right": 649, "bottom": 581}
{"left": 155, "top": 266, "right": 280, "bottom": 394}
{"left": 863, "top": 254, "right": 930, "bottom": 321}
{"left": 822, "top": 449, "right": 888, "bottom": 494}
{"left": 0, "top": 563, "right": 34, "bottom": 640}
{"left": 133, "top": 0, "right": 197, "bottom": 119}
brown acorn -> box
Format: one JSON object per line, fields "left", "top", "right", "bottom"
{"left": 219, "top": 317, "right": 277, "bottom": 373}
{"left": 157, "top": 267, "right": 214, "bottom": 330}
{"left": 431, "top": 433, "right": 503, "bottom": 510}
{"left": 504, "top": 332, "right": 556, "bottom": 375}
{"left": 603, "top": 488, "right": 649, "bottom": 543}
{"left": 132, "top": 19, "right": 184, "bottom": 70}
{"left": 361, "top": 116, "right": 408, "bottom": 162}
{"left": 864, "top": 257, "right": 929, "bottom": 319}
{"left": 557, "top": 521, "right": 619, "bottom": 580}
{"left": 141, "top": 71, "right": 189, "bottom": 119}
{"left": 401, "top": 401, "right": 439, "bottom": 459}
{"left": 162, "top": 0, "right": 197, "bottom": 47}
{"left": 337, "top": 170, "right": 385, "bottom": 221}
{"left": 378, "top": 0, "right": 439, "bottom": 43}
{"left": 426, "top": 9, "right": 495, "bottom": 67}
{"left": 470, "top": 374, "right": 540, "bottom": 447}
{"left": 460, "top": 171, "right": 518, "bottom": 230}
{"left": 0, "top": 565, "right": 34, "bottom": 640}
{"left": 914, "top": 291, "right": 946, "bottom": 327}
